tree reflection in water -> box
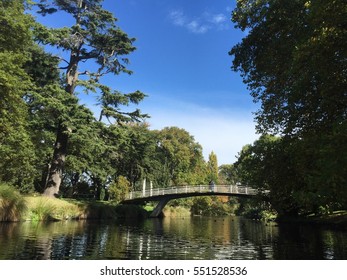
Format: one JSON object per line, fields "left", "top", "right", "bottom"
{"left": 0, "top": 217, "right": 346, "bottom": 259}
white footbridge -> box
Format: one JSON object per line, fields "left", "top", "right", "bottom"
{"left": 122, "top": 184, "right": 259, "bottom": 218}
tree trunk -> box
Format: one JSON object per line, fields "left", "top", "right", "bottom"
{"left": 43, "top": 123, "right": 69, "bottom": 197}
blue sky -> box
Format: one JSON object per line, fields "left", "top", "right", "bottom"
{"left": 37, "top": 0, "right": 260, "bottom": 165}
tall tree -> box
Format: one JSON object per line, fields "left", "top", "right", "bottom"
{"left": 33, "top": 0, "right": 147, "bottom": 196}
{"left": 230, "top": 0, "right": 347, "bottom": 214}
{"left": 207, "top": 151, "right": 218, "bottom": 183}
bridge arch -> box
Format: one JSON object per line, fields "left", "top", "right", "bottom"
{"left": 121, "top": 185, "right": 258, "bottom": 217}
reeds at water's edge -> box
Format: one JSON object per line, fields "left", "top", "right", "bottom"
{"left": 0, "top": 184, "right": 27, "bottom": 221}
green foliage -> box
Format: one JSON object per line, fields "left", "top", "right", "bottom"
{"left": 0, "top": 184, "right": 27, "bottom": 221}
{"left": 190, "top": 196, "right": 235, "bottom": 216}
{"left": 114, "top": 123, "right": 157, "bottom": 187}
{"left": 230, "top": 0, "right": 347, "bottom": 136}
{"left": 235, "top": 134, "right": 347, "bottom": 217}
{"left": 0, "top": 0, "right": 33, "bottom": 51}
{"left": 219, "top": 164, "right": 238, "bottom": 184}
{"left": 236, "top": 197, "right": 276, "bottom": 221}
{"left": 235, "top": 135, "right": 304, "bottom": 216}
{"left": 0, "top": 0, "right": 37, "bottom": 192}
{"left": 155, "top": 127, "right": 207, "bottom": 186}
{"left": 108, "top": 176, "right": 130, "bottom": 203}
{"left": 207, "top": 151, "right": 219, "bottom": 182}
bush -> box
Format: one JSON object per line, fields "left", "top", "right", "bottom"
{"left": 0, "top": 184, "right": 27, "bottom": 221}
{"left": 108, "top": 176, "right": 130, "bottom": 203}
{"left": 190, "top": 196, "right": 235, "bottom": 216}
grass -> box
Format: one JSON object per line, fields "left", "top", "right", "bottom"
{"left": 0, "top": 184, "right": 122, "bottom": 222}
{"left": 24, "top": 197, "right": 82, "bottom": 221}
{"left": 22, "top": 197, "right": 147, "bottom": 221}
{"left": 0, "top": 184, "right": 27, "bottom": 222}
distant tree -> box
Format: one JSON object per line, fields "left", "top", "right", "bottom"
{"left": 115, "top": 123, "right": 157, "bottom": 189}
{"left": 33, "top": 0, "right": 147, "bottom": 196}
{"left": 219, "top": 164, "right": 238, "bottom": 184}
{"left": 156, "top": 127, "right": 206, "bottom": 186}
{"left": 207, "top": 151, "right": 218, "bottom": 183}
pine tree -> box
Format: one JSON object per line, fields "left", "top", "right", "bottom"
{"left": 33, "top": 0, "right": 147, "bottom": 196}
{"left": 207, "top": 151, "right": 218, "bottom": 183}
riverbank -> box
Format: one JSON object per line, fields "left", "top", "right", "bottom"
{"left": 1, "top": 195, "right": 147, "bottom": 222}
{"left": 1, "top": 185, "right": 346, "bottom": 227}
{"left": 277, "top": 211, "right": 347, "bottom": 229}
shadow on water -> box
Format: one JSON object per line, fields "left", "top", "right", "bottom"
{"left": 0, "top": 216, "right": 346, "bottom": 260}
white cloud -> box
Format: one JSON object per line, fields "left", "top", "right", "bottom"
{"left": 168, "top": 9, "right": 230, "bottom": 34}
{"left": 169, "top": 10, "right": 186, "bottom": 26}
{"left": 187, "top": 20, "right": 210, "bottom": 34}
{"left": 210, "top": 13, "right": 227, "bottom": 24}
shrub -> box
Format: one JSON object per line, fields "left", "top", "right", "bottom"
{"left": 108, "top": 176, "right": 130, "bottom": 203}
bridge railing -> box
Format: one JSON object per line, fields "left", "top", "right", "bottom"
{"left": 126, "top": 185, "right": 258, "bottom": 200}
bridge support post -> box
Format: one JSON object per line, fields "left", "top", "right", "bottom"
{"left": 142, "top": 178, "right": 146, "bottom": 197}
{"left": 150, "top": 198, "right": 170, "bottom": 218}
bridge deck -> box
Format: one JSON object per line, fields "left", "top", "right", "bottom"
{"left": 123, "top": 185, "right": 257, "bottom": 204}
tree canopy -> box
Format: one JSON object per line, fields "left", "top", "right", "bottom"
{"left": 230, "top": 0, "right": 347, "bottom": 137}
{"left": 0, "top": 0, "right": 36, "bottom": 190}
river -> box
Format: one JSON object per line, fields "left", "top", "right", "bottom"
{"left": 0, "top": 216, "right": 346, "bottom": 260}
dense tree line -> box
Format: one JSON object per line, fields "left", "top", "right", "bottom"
{"left": 0, "top": 0, "right": 218, "bottom": 200}
{"left": 230, "top": 0, "right": 347, "bottom": 216}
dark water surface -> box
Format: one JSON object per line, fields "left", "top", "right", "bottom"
{"left": 0, "top": 216, "right": 346, "bottom": 260}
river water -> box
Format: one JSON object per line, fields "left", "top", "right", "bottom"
{"left": 0, "top": 216, "right": 346, "bottom": 260}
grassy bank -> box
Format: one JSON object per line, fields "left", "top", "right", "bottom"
{"left": 22, "top": 197, "right": 147, "bottom": 221}
{"left": 2, "top": 185, "right": 346, "bottom": 226}
{"left": 0, "top": 184, "right": 148, "bottom": 222}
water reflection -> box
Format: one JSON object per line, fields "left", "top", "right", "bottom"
{"left": 0, "top": 216, "right": 346, "bottom": 260}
